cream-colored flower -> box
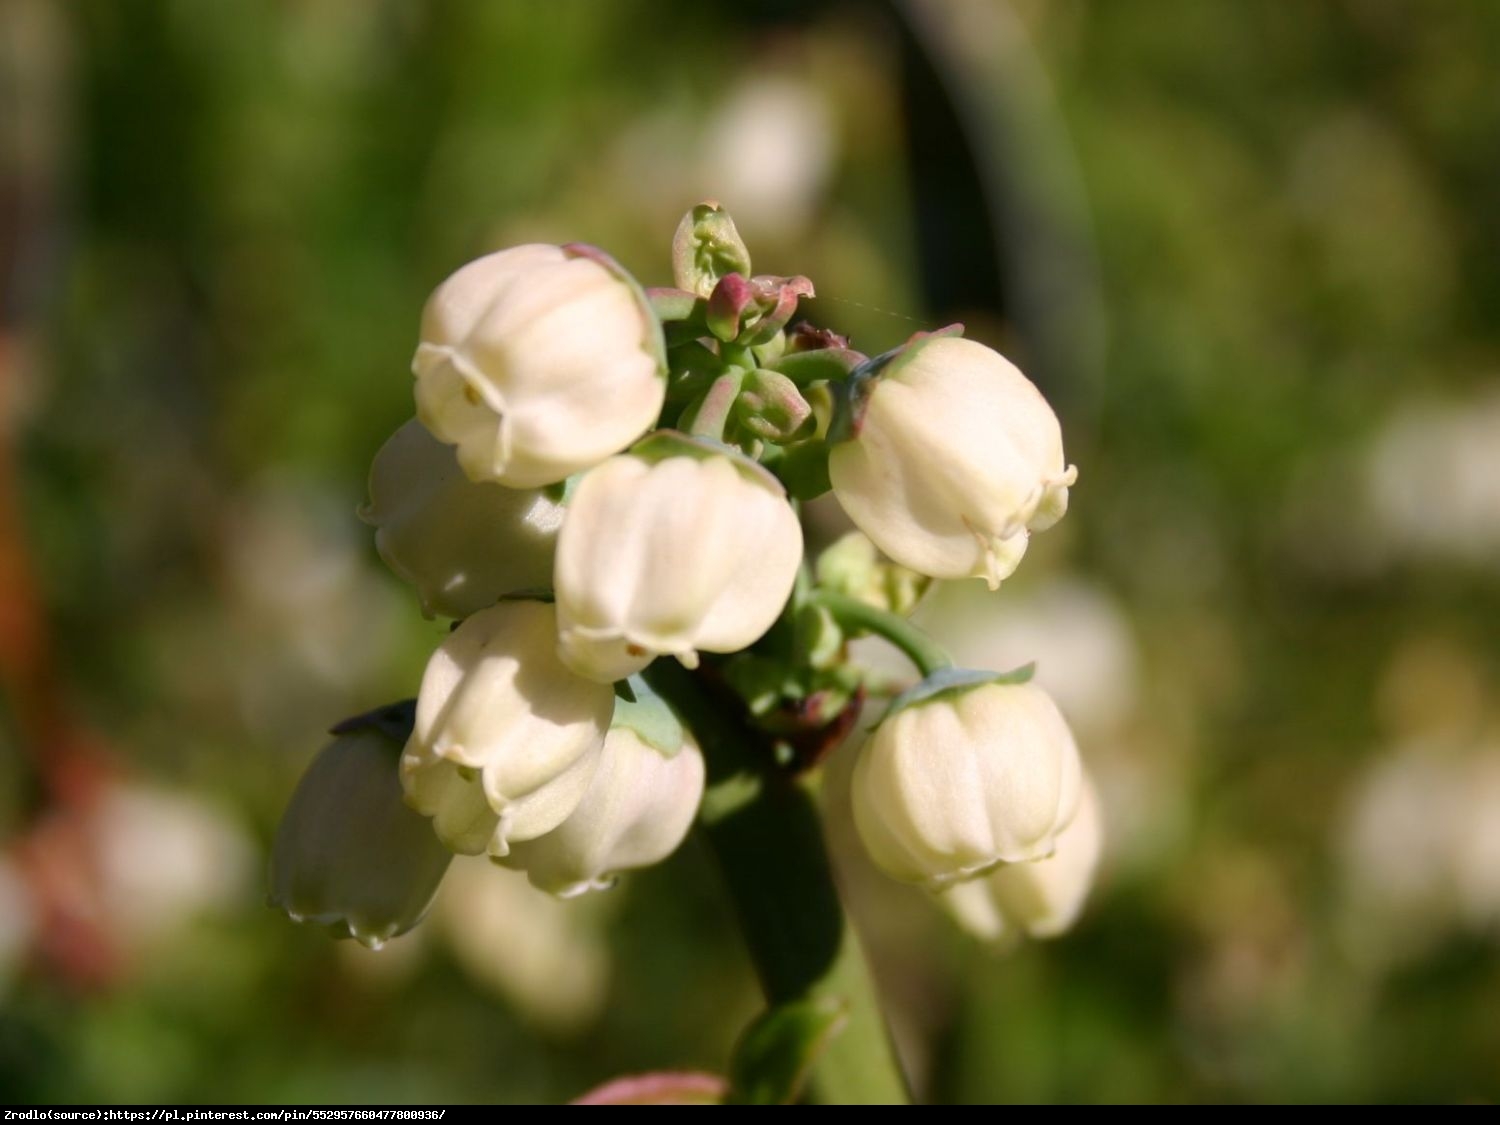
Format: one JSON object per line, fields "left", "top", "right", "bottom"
{"left": 401, "top": 600, "right": 614, "bottom": 856}
{"left": 502, "top": 691, "right": 705, "bottom": 897}
{"left": 554, "top": 443, "right": 803, "bottom": 683}
{"left": 413, "top": 243, "right": 666, "bottom": 488}
{"left": 939, "top": 776, "right": 1103, "bottom": 943}
{"left": 271, "top": 718, "right": 452, "bottom": 949}
{"left": 361, "top": 419, "right": 563, "bottom": 619}
{"left": 852, "top": 676, "right": 1083, "bottom": 888}
{"left": 829, "top": 336, "right": 1076, "bottom": 589}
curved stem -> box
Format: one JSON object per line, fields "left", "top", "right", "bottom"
{"left": 644, "top": 661, "right": 910, "bottom": 1105}
{"left": 810, "top": 590, "right": 953, "bottom": 679}
{"left": 685, "top": 368, "right": 746, "bottom": 442}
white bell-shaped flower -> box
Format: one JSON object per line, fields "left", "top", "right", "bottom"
{"left": 413, "top": 243, "right": 667, "bottom": 488}
{"left": 270, "top": 710, "right": 452, "bottom": 949}
{"left": 400, "top": 599, "right": 614, "bottom": 857}
{"left": 554, "top": 439, "right": 804, "bottom": 684}
{"left": 938, "top": 776, "right": 1103, "bottom": 943}
{"left": 502, "top": 688, "right": 705, "bottom": 897}
{"left": 829, "top": 336, "right": 1077, "bottom": 589}
{"left": 852, "top": 675, "right": 1083, "bottom": 889}
{"left": 361, "top": 419, "right": 564, "bottom": 619}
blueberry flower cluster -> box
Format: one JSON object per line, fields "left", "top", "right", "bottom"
{"left": 272, "top": 203, "right": 1099, "bottom": 953}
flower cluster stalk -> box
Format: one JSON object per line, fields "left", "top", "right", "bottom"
{"left": 644, "top": 660, "right": 911, "bottom": 1105}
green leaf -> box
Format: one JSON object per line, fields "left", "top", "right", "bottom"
{"left": 729, "top": 996, "right": 850, "bottom": 1105}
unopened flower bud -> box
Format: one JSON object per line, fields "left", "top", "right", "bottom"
{"left": 401, "top": 600, "right": 614, "bottom": 857}
{"left": 361, "top": 419, "right": 563, "bottom": 619}
{"left": 815, "top": 531, "right": 930, "bottom": 617}
{"left": 852, "top": 674, "right": 1083, "bottom": 889}
{"left": 672, "top": 202, "right": 752, "bottom": 298}
{"left": 735, "top": 368, "right": 814, "bottom": 444}
{"left": 413, "top": 243, "right": 666, "bottom": 488}
{"left": 938, "top": 777, "right": 1103, "bottom": 943}
{"left": 270, "top": 706, "right": 452, "bottom": 948}
{"left": 502, "top": 687, "right": 705, "bottom": 897}
{"left": 555, "top": 436, "right": 803, "bottom": 683}
{"left": 829, "top": 336, "right": 1077, "bottom": 589}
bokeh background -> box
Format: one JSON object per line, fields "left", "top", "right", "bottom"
{"left": 4, "top": 0, "right": 1500, "bottom": 1104}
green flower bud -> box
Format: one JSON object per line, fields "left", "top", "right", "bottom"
{"left": 735, "top": 369, "right": 814, "bottom": 444}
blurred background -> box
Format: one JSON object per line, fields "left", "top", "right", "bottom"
{"left": 3, "top": 0, "right": 1500, "bottom": 1104}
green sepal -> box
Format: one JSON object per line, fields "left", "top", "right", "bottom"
{"left": 496, "top": 588, "right": 555, "bottom": 604}
{"left": 542, "top": 472, "right": 582, "bottom": 507}
{"left": 646, "top": 286, "right": 702, "bottom": 323}
{"left": 328, "top": 699, "right": 416, "bottom": 746}
{"left": 883, "top": 663, "right": 1037, "bottom": 723}
{"left": 728, "top": 997, "right": 850, "bottom": 1106}
{"left": 672, "top": 202, "right": 752, "bottom": 298}
{"left": 627, "top": 429, "right": 787, "bottom": 496}
{"left": 610, "top": 674, "right": 686, "bottom": 756}
{"left": 772, "top": 346, "right": 868, "bottom": 387}
{"left": 773, "top": 440, "right": 832, "bottom": 501}
{"left": 825, "top": 325, "right": 966, "bottom": 445}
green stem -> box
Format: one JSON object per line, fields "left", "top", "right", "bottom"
{"left": 720, "top": 343, "right": 755, "bottom": 370}
{"left": 810, "top": 591, "right": 953, "bottom": 679}
{"left": 643, "top": 661, "right": 911, "bottom": 1105}
{"left": 685, "top": 368, "right": 746, "bottom": 442}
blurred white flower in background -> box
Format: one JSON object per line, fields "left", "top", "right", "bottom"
{"left": 1338, "top": 739, "right": 1500, "bottom": 964}
{"left": 700, "top": 74, "right": 835, "bottom": 237}
{"left": 0, "top": 858, "right": 38, "bottom": 995}
{"left": 219, "top": 478, "right": 408, "bottom": 744}
{"left": 434, "top": 857, "right": 613, "bottom": 1036}
{"left": 92, "top": 783, "right": 255, "bottom": 957}
{"left": 1363, "top": 387, "right": 1500, "bottom": 567}
{"left": 913, "top": 577, "right": 1139, "bottom": 736}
